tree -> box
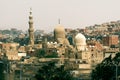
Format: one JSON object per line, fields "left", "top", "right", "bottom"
{"left": 35, "top": 61, "right": 74, "bottom": 80}
{"left": 0, "top": 53, "right": 10, "bottom": 80}
{"left": 45, "top": 52, "right": 58, "bottom": 58}
{"left": 36, "top": 49, "right": 46, "bottom": 58}
{"left": 36, "top": 49, "right": 58, "bottom": 58}
{"left": 91, "top": 52, "right": 120, "bottom": 80}
{"left": 13, "top": 37, "right": 29, "bottom": 46}
{"left": 0, "top": 60, "right": 5, "bottom": 80}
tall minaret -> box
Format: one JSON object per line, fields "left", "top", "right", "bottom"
{"left": 28, "top": 8, "right": 34, "bottom": 46}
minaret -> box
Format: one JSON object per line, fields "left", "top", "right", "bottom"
{"left": 28, "top": 8, "right": 34, "bottom": 46}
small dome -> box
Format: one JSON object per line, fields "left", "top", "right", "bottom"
{"left": 54, "top": 24, "right": 65, "bottom": 39}
{"left": 75, "top": 33, "right": 86, "bottom": 45}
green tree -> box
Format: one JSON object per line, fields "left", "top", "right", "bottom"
{"left": 0, "top": 53, "right": 10, "bottom": 80}
{"left": 35, "top": 61, "right": 74, "bottom": 80}
{"left": 91, "top": 52, "right": 120, "bottom": 80}
{"left": 36, "top": 49, "right": 58, "bottom": 58}
{"left": 36, "top": 49, "right": 46, "bottom": 58}
{"left": 13, "top": 37, "right": 29, "bottom": 46}
{"left": 45, "top": 52, "right": 58, "bottom": 58}
{"left": 0, "top": 60, "right": 5, "bottom": 80}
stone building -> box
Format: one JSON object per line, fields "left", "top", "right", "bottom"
{"left": 102, "top": 35, "right": 119, "bottom": 47}
{"left": 0, "top": 42, "right": 20, "bottom": 60}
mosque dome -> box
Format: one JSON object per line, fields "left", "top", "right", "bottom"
{"left": 54, "top": 24, "right": 65, "bottom": 39}
{"left": 74, "top": 33, "right": 86, "bottom": 51}
{"left": 75, "top": 33, "right": 86, "bottom": 46}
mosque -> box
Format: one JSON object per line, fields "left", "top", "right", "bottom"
{"left": 53, "top": 22, "right": 91, "bottom": 63}
{"left": 27, "top": 8, "right": 103, "bottom": 65}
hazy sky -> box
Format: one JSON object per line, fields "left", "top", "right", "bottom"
{"left": 0, "top": 0, "right": 120, "bottom": 32}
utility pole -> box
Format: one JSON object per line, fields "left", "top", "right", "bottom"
{"left": 20, "top": 62, "right": 22, "bottom": 80}
{"left": 7, "top": 63, "right": 9, "bottom": 80}
{"left": 114, "top": 63, "right": 120, "bottom": 80}
{"left": 115, "top": 64, "right": 118, "bottom": 80}
{"left": 119, "top": 36, "right": 120, "bottom": 51}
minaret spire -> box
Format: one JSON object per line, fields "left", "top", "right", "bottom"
{"left": 28, "top": 8, "right": 34, "bottom": 46}
{"left": 58, "top": 18, "right": 60, "bottom": 24}
{"left": 30, "top": 8, "right": 32, "bottom": 15}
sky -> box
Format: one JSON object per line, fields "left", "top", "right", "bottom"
{"left": 0, "top": 0, "right": 120, "bottom": 32}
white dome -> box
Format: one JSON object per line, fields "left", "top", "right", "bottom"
{"left": 75, "top": 33, "right": 86, "bottom": 45}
